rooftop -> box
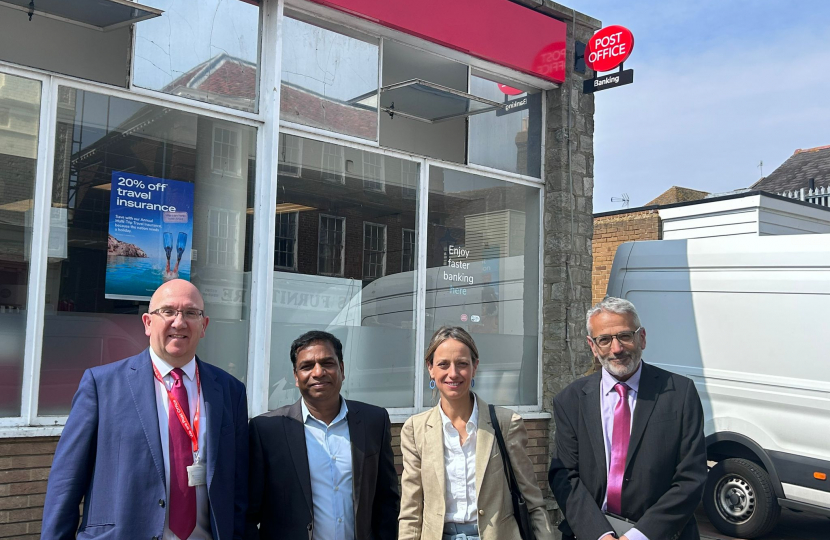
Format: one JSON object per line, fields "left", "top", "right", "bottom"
{"left": 752, "top": 145, "right": 830, "bottom": 193}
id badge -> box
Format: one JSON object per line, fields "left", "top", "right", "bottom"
{"left": 187, "top": 458, "right": 207, "bottom": 487}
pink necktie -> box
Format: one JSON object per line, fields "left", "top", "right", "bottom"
{"left": 169, "top": 368, "right": 196, "bottom": 539}
{"left": 607, "top": 382, "right": 631, "bottom": 515}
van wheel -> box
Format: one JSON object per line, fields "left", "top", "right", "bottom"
{"left": 703, "top": 458, "right": 781, "bottom": 538}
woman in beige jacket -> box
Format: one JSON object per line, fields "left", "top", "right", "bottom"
{"left": 399, "top": 326, "right": 554, "bottom": 540}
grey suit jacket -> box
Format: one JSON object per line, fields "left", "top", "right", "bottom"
{"left": 548, "top": 362, "right": 707, "bottom": 540}
{"left": 245, "top": 398, "right": 399, "bottom": 540}
{"left": 399, "top": 395, "right": 553, "bottom": 540}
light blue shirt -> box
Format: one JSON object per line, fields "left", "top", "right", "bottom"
{"left": 301, "top": 398, "right": 355, "bottom": 540}
{"left": 599, "top": 361, "right": 647, "bottom": 540}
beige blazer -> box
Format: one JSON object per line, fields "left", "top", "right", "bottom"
{"left": 399, "top": 395, "right": 554, "bottom": 540}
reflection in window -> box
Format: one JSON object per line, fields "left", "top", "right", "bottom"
{"left": 321, "top": 143, "right": 345, "bottom": 183}
{"left": 363, "top": 152, "right": 384, "bottom": 192}
{"left": 207, "top": 208, "right": 240, "bottom": 269}
{"left": 425, "top": 167, "right": 540, "bottom": 406}
{"left": 0, "top": 73, "right": 41, "bottom": 417}
{"left": 363, "top": 223, "right": 386, "bottom": 280}
{"left": 281, "top": 15, "right": 379, "bottom": 140}
{"left": 278, "top": 135, "right": 302, "bottom": 177}
{"left": 318, "top": 215, "right": 345, "bottom": 276}
{"left": 402, "top": 229, "right": 416, "bottom": 272}
{"left": 213, "top": 126, "right": 241, "bottom": 176}
{"left": 468, "top": 75, "right": 542, "bottom": 178}
{"left": 133, "top": 0, "right": 259, "bottom": 112}
{"left": 40, "top": 87, "right": 256, "bottom": 415}
{"left": 269, "top": 135, "right": 419, "bottom": 409}
{"left": 275, "top": 212, "right": 298, "bottom": 270}
{"left": 401, "top": 161, "right": 418, "bottom": 199}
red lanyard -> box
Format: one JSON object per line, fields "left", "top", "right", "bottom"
{"left": 152, "top": 362, "right": 201, "bottom": 454}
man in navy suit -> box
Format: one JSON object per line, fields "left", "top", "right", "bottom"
{"left": 42, "top": 279, "right": 248, "bottom": 540}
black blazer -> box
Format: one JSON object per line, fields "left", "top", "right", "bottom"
{"left": 245, "top": 398, "right": 399, "bottom": 540}
{"left": 548, "top": 362, "right": 707, "bottom": 540}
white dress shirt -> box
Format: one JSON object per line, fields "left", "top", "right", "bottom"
{"left": 302, "top": 397, "right": 355, "bottom": 540}
{"left": 150, "top": 349, "right": 212, "bottom": 540}
{"left": 439, "top": 397, "right": 479, "bottom": 524}
{"left": 599, "top": 361, "right": 647, "bottom": 540}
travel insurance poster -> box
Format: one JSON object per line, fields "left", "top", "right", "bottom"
{"left": 105, "top": 171, "right": 194, "bottom": 301}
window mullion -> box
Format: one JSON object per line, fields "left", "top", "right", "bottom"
{"left": 413, "top": 159, "right": 429, "bottom": 411}
{"left": 246, "top": 0, "right": 284, "bottom": 417}
{"left": 21, "top": 75, "right": 57, "bottom": 424}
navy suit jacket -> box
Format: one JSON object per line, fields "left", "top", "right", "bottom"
{"left": 42, "top": 349, "right": 249, "bottom": 540}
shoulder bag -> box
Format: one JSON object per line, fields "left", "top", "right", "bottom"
{"left": 489, "top": 404, "right": 536, "bottom": 540}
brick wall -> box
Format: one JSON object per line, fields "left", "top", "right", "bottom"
{"left": 2, "top": 422, "right": 549, "bottom": 537}
{"left": 0, "top": 438, "right": 57, "bottom": 539}
{"left": 592, "top": 210, "right": 661, "bottom": 306}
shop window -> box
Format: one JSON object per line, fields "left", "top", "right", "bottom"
{"left": 212, "top": 125, "right": 242, "bottom": 177}
{"left": 468, "top": 74, "right": 542, "bottom": 178}
{"left": 207, "top": 208, "right": 240, "bottom": 269}
{"left": 318, "top": 215, "right": 345, "bottom": 276}
{"left": 274, "top": 212, "right": 298, "bottom": 271}
{"left": 281, "top": 14, "right": 379, "bottom": 140}
{"left": 39, "top": 87, "right": 256, "bottom": 415}
{"left": 402, "top": 228, "right": 416, "bottom": 273}
{"left": 132, "top": 0, "right": 260, "bottom": 112}
{"left": 0, "top": 73, "right": 41, "bottom": 417}
{"left": 363, "top": 152, "right": 385, "bottom": 192}
{"left": 363, "top": 223, "right": 386, "bottom": 280}
{"left": 424, "top": 166, "right": 540, "bottom": 406}
{"left": 278, "top": 134, "right": 302, "bottom": 177}
{"left": 0, "top": 4, "right": 132, "bottom": 87}
{"left": 379, "top": 40, "right": 467, "bottom": 164}
{"left": 270, "top": 135, "right": 419, "bottom": 409}
{"left": 321, "top": 143, "right": 346, "bottom": 183}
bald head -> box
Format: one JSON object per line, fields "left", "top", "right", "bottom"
{"left": 143, "top": 279, "right": 209, "bottom": 368}
{"left": 149, "top": 279, "right": 205, "bottom": 313}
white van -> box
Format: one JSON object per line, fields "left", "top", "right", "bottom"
{"left": 607, "top": 234, "right": 830, "bottom": 538}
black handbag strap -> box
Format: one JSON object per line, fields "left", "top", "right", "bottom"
{"left": 488, "top": 404, "right": 524, "bottom": 501}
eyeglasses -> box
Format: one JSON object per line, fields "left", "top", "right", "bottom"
{"left": 150, "top": 308, "right": 204, "bottom": 321}
{"left": 589, "top": 327, "right": 642, "bottom": 350}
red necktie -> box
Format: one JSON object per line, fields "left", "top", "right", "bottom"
{"left": 168, "top": 368, "right": 196, "bottom": 539}
{"left": 607, "top": 382, "right": 631, "bottom": 515}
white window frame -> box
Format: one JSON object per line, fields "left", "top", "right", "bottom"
{"left": 212, "top": 124, "right": 243, "bottom": 177}
{"left": 317, "top": 214, "right": 346, "bottom": 277}
{"left": 274, "top": 211, "right": 299, "bottom": 271}
{"left": 0, "top": 56, "right": 264, "bottom": 436}
{"left": 362, "top": 150, "right": 385, "bottom": 192}
{"left": 0, "top": 0, "right": 555, "bottom": 437}
{"left": 362, "top": 221, "right": 387, "bottom": 279}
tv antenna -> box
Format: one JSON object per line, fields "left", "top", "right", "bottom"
{"left": 611, "top": 193, "right": 630, "bottom": 208}
{"left": 758, "top": 160, "right": 763, "bottom": 177}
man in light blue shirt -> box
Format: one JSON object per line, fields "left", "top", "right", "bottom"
{"left": 301, "top": 395, "right": 355, "bottom": 539}
{"left": 246, "top": 330, "right": 399, "bottom": 540}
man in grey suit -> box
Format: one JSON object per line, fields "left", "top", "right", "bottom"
{"left": 549, "top": 297, "right": 707, "bottom": 540}
{"left": 245, "top": 330, "right": 399, "bottom": 540}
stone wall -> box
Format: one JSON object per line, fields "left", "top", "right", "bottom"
{"left": 592, "top": 210, "right": 661, "bottom": 306}
{"left": 526, "top": 0, "right": 602, "bottom": 529}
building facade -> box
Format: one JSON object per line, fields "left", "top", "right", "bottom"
{"left": 0, "top": 0, "right": 599, "bottom": 534}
